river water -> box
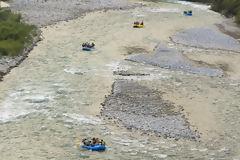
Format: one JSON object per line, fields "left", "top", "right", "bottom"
{"left": 0, "top": 1, "right": 240, "bottom": 159}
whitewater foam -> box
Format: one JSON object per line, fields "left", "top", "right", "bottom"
{"left": 63, "top": 113, "right": 103, "bottom": 125}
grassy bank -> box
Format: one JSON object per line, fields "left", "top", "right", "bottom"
{"left": 0, "top": 9, "right": 36, "bottom": 57}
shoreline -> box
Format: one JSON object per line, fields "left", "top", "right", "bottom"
{"left": 0, "top": 29, "right": 41, "bottom": 81}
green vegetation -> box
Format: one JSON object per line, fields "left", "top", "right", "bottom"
{"left": 0, "top": 9, "right": 36, "bottom": 57}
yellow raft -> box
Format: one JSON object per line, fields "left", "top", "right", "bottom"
{"left": 133, "top": 24, "right": 144, "bottom": 28}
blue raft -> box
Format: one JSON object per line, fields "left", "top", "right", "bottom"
{"left": 82, "top": 46, "right": 94, "bottom": 51}
{"left": 184, "top": 12, "right": 192, "bottom": 16}
{"left": 83, "top": 144, "right": 106, "bottom": 151}
{"left": 184, "top": 11, "right": 192, "bottom": 16}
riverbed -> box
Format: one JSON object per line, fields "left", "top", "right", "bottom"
{"left": 0, "top": 1, "right": 240, "bottom": 159}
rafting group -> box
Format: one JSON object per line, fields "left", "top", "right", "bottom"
{"left": 82, "top": 42, "right": 95, "bottom": 51}
{"left": 79, "top": 8, "right": 195, "bottom": 153}
{"left": 133, "top": 21, "right": 144, "bottom": 28}
{"left": 183, "top": 10, "right": 193, "bottom": 16}
{"left": 82, "top": 9, "right": 193, "bottom": 51}
{"left": 77, "top": 137, "right": 106, "bottom": 151}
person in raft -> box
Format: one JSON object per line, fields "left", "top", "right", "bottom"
{"left": 82, "top": 137, "right": 106, "bottom": 146}
{"left": 82, "top": 42, "right": 95, "bottom": 48}
{"left": 134, "top": 21, "right": 139, "bottom": 25}
{"left": 134, "top": 21, "right": 143, "bottom": 25}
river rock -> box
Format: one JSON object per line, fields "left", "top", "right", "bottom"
{"left": 10, "top": 0, "right": 139, "bottom": 27}
{"left": 126, "top": 44, "right": 224, "bottom": 77}
{"left": 101, "top": 79, "right": 197, "bottom": 140}
{"left": 171, "top": 25, "right": 240, "bottom": 53}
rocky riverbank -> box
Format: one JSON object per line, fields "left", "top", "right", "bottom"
{"left": 0, "top": 29, "right": 41, "bottom": 81}
{"left": 9, "top": 0, "right": 140, "bottom": 27}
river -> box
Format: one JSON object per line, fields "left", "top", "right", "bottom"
{"left": 0, "top": 1, "right": 239, "bottom": 159}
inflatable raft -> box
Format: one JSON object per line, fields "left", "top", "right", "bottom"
{"left": 133, "top": 24, "right": 144, "bottom": 28}
{"left": 82, "top": 46, "right": 94, "bottom": 51}
{"left": 184, "top": 11, "right": 192, "bottom": 16}
{"left": 83, "top": 144, "right": 106, "bottom": 151}
{"left": 184, "top": 12, "right": 192, "bottom": 16}
{"left": 76, "top": 138, "right": 106, "bottom": 151}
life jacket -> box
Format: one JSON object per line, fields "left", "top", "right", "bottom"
{"left": 101, "top": 140, "right": 105, "bottom": 146}
{"left": 83, "top": 139, "right": 88, "bottom": 145}
{"left": 95, "top": 138, "right": 99, "bottom": 144}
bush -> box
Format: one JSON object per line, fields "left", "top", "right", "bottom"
{"left": 0, "top": 9, "right": 36, "bottom": 57}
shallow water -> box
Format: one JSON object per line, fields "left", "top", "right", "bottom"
{"left": 0, "top": 1, "right": 240, "bottom": 159}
